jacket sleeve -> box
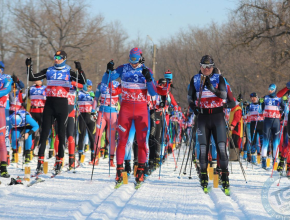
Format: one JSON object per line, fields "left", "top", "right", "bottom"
{"left": 231, "top": 109, "right": 242, "bottom": 127}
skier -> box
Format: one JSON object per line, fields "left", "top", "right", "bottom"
{"left": 102, "top": 47, "right": 157, "bottom": 187}
{"left": 77, "top": 79, "right": 96, "bottom": 165}
{"left": 10, "top": 109, "right": 39, "bottom": 164}
{"left": 247, "top": 92, "right": 264, "bottom": 163}
{"left": 261, "top": 84, "right": 284, "bottom": 169}
{"left": 93, "top": 80, "right": 121, "bottom": 166}
{"left": 26, "top": 50, "right": 86, "bottom": 175}
{"left": 188, "top": 55, "right": 229, "bottom": 194}
{"left": 0, "top": 75, "right": 12, "bottom": 177}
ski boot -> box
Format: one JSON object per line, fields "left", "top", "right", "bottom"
{"left": 251, "top": 154, "right": 257, "bottom": 164}
{"left": 84, "top": 144, "right": 89, "bottom": 152}
{"left": 221, "top": 169, "right": 230, "bottom": 195}
{"left": 35, "top": 156, "right": 44, "bottom": 175}
{"left": 109, "top": 156, "right": 115, "bottom": 167}
{"left": 277, "top": 157, "right": 285, "bottom": 172}
{"left": 7, "top": 151, "right": 10, "bottom": 165}
{"left": 104, "top": 148, "right": 109, "bottom": 159}
{"left": 262, "top": 157, "right": 267, "bottom": 170}
{"left": 200, "top": 172, "right": 209, "bottom": 193}
{"left": 48, "top": 149, "right": 54, "bottom": 159}
{"left": 11, "top": 149, "right": 17, "bottom": 163}
{"left": 149, "top": 160, "right": 155, "bottom": 173}
{"left": 247, "top": 153, "right": 251, "bottom": 163}
{"left": 124, "top": 160, "right": 131, "bottom": 175}
{"left": 115, "top": 164, "right": 124, "bottom": 188}
{"left": 135, "top": 163, "right": 145, "bottom": 188}
{"left": 144, "top": 162, "right": 151, "bottom": 177}
{"left": 78, "top": 152, "right": 83, "bottom": 162}
{"left": 68, "top": 154, "right": 75, "bottom": 170}
{"left": 54, "top": 156, "right": 63, "bottom": 174}
{"left": 89, "top": 152, "right": 99, "bottom": 165}
{"left": 24, "top": 150, "right": 31, "bottom": 164}
{"left": 286, "top": 163, "right": 290, "bottom": 178}
{"left": 243, "top": 151, "right": 247, "bottom": 160}
{"left": 154, "top": 158, "right": 160, "bottom": 169}
{"left": 0, "top": 161, "right": 10, "bottom": 178}
{"left": 100, "top": 148, "right": 105, "bottom": 158}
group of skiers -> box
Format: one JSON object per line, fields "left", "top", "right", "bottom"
{"left": 0, "top": 49, "right": 289, "bottom": 193}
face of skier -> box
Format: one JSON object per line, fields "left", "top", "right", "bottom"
{"left": 0, "top": 69, "right": 2, "bottom": 74}
{"left": 200, "top": 65, "right": 214, "bottom": 76}
{"left": 87, "top": 85, "right": 92, "bottom": 92}
{"left": 54, "top": 55, "right": 65, "bottom": 65}
{"left": 35, "top": 80, "right": 42, "bottom": 86}
{"left": 130, "top": 63, "right": 139, "bottom": 69}
{"left": 268, "top": 88, "right": 275, "bottom": 94}
{"left": 250, "top": 97, "right": 258, "bottom": 103}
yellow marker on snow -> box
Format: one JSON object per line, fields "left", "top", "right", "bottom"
{"left": 43, "top": 161, "right": 48, "bottom": 174}
{"left": 123, "top": 172, "right": 128, "bottom": 184}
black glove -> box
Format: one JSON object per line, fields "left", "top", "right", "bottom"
{"left": 140, "top": 56, "right": 145, "bottom": 64}
{"left": 170, "top": 84, "right": 174, "bottom": 88}
{"left": 193, "top": 106, "right": 201, "bottom": 115}
{"left": 106, "top": 60, "right": 114, "bottom": 73}
{"left": 25, "top": 58, "right": 32, "bottom": 67}
{"left": 223, "top": 103, "right": 228, "bottom": 108}
{"left": 142, "top": 67, "right": 152, "bottom": 82}
{"left": 159, "top": 102, "right": 165, "bottom": 108}
{"left": 237, "top": 93, "right": 243, "bottom": 102}
{"left": 74, "top": 61, "right": 82, "bottom": 70}
{"left": 12, "top": 74, "right": 19, "bottom": 83}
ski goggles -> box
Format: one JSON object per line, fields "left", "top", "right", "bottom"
{"left": 250, "top": 92, "right": 258, "bottom": 98}
{"left": 54, "top": 55, "right": 64, "bottom": 60}
{"left": 200, "top": 63, "right": 214, "bottom": 69}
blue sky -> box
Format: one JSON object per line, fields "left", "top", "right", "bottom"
{"left": 88, "top": 0, "right": 239, "bottom": 43}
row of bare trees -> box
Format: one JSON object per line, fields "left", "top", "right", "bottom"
{"left": 0, "top": 0, "right": 289, "bottom": 108}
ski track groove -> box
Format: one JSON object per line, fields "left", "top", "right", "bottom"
{"left": 0, "top": 144, "right": 277, "bottom": 219}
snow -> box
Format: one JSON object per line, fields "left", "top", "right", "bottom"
{"left": 0, "top": 146, "right": 278, "bottom": 220}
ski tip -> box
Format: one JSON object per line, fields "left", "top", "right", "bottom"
{"left": 177, "top": 176, "right": 181, "bottom": 179}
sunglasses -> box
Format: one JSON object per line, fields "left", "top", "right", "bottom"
{"left": 200, "top": 63, "right": 214, "bottom": 69}
{"left": 54, "top": 55, "right": 64, "bottom": 60}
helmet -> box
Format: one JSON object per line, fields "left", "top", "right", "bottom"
{"left": 0, "top": 61, "right": 4, "bottom": 72}
{"left": 250, "top": 92, "right": 258, "bottom": 98}
{"left": 87, "top": 79, "right": 93, "bottom": 86}
{"left": 200, "top": 55, "right": 214, "bottom": 65}
{"left": 164, "top": 70, "right": 172, "bottom": 80}
{"left": 158, "top": 78, "right": 166, "bottom": 85}
{"left": 129, "top": 48, "right": 142, "bottom": 64}
{"left": 10, "top": 114, "right": 23, "bottom": 127}
{"left": 268, "top": 84, "right": 277, "bottom": 92}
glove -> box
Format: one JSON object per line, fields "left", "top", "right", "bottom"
{"left": 193, "top": 106, "right": 201, "bottom": 115}
{"left": 74, "top": 61, "right": 82, "bottom": 70}
{"left": 286, "top": 81, "right": 290, "bottom": 89}
{"left": 159, "top": 102, "right": 165, "bottom": 108}
{"left": 204, "top": 76, "right": 215, "bottom": 92}
{"left": 106, "top": 60, "right": 114, "bottom": 73}
{"left": 223, "top": 103, "right": 228, "bottom": 108}
{"left": 89, "top": 91, "right": 95, "bottom": 98}
{"left": 25, "top": 58, "right": 32, "bottom": 67}
{"left": 142, "top": 68, "right": 152, "bottom": 82}
{"left": 90, "top": 112, "right": 98, "bottom": 122}
{"left": 12, "top": 74, "right": 19, "bottom": 84}
{"left": 140, "top": 56, "right": 145, "bottom": 64}
{"left": 259, "top": 98, "right": 264, "bottom": 104}
{"left": 170, "top": 84, "right": 174, "bottom": 88}
{"left": 237, "top": 93, "right": 243, "bottom": 102}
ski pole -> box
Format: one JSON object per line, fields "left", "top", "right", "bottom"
{"left": 108, "top": 80, "right": 112, "bottom": 177}
{"left": 91, "top": 68, "right": 111, "bottom": 180}
{"left": 271, "top": 115, "right": 286, "bottom": 178}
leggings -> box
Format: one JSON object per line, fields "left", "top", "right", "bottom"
{"left": 94, "top": 111, "right": 117, "bottom": 156}
{"left": 116, "top": 101, "right": 148, "bottom": 165}
{"left": 261, "top": 118, "right": 280, "bottom": 158}
{"left": 38, "top": 97, "right": 68, "bottom": 158}
{"left": 0, "top": 108, "right": 7, "bottom": 162}
{"left": 78, "top": 113, "right": 96, "bottom": 153}
{"left": 197, "top": 112, "right": 227, "bottom": 172}
{"left": 11, "top": 127, "right": 33, "bottom": 150}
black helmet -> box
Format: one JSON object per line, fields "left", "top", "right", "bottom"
{"left": 200, "top": 55, "right": 214, "bottom": 65}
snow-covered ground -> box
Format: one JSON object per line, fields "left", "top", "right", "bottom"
{"left": 0, "top": 146, "right": 283, "bottom": 220}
